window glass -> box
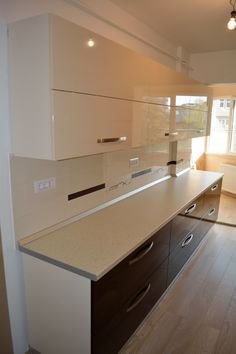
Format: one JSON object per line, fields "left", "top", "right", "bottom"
{"left": 176, "top": 96, "right": 207, "bottom": 110}
{"left": 207, "top": 98, "right": 230, "bottom": 153}
{"left": 219, "top": 99, "right": 224, "bottom": 108}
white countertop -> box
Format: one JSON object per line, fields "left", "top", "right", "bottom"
{"left": 19, "top": 170, "right": 223, "bottom": 281}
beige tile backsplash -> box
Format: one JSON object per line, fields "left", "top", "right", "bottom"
{"left": 11, "top": 142, "right": 173, "bottom": 240}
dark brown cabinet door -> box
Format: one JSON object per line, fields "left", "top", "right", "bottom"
{"left": 168, "top": 223, "right": 204, "bottom": 284}
{"left": 92, "top": 260, "right": 168, "bottom": 354}
{"left": 168, "top": 178, "right": 222, "bottom": 285}
{"left": 203, "top": 179, "right": 222, "bottom": 222}
{"left": 170, "top": 195, "right": 204, "bottom": 251}
{"left": 92, "top": 222, "right": 171, "bottom": 334}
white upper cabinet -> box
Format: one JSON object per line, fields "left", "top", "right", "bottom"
{"left": 8, "top": 14, "right": 212, "bottom": 160}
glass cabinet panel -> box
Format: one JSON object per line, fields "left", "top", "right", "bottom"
{"left": 174, "top": 95, "right": 208, "bottom": 140}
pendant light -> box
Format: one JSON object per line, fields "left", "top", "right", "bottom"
{"left": 227, "top": 0, "right": 236, "bottom": 30}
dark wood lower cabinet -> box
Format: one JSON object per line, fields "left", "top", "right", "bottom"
{"left": 168, "top": 220, "right": 206, "bottom": 285}
{"left": 91, "top": 178, "right": 223, "bottom": 354}
{"left": 91, "top": 260, "right": 168, "bottom": 354}
{"left": 91, "top": 223, "right": 171, "bottom": 333}
{"left": 168, "top": 178, "right": 222, "bottom": 285}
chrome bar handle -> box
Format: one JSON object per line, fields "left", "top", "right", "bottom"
{"left": 97, "top": 136, "right": 127, "bottom": 143}
{"left": 211, "top": 184, "right": 218, "bottom": 191}
{"left": 182, "top": 234, "right": 194, "bottom": 248}
{"left": 184, "top": 203, "right": 197, "bottom": 215}
{"left": 165, "top": 131, "right": 179, "bottom": 137}
{"left": 126, "top": 283, "right": 151, "bottom": 313}
{"left": 129, "top": 242, "right": 154, "bottom": 265}
{"left": 208, "top": 208, "right": 216, "bottom": 216}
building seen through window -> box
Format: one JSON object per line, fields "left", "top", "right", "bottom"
{"left": 208, "top": 97, "right": 236, "bottom": 154}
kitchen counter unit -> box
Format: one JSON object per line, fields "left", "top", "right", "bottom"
{"left": 19, "top": 170, "right": 223, "bottom": 281}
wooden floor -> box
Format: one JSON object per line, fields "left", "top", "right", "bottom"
{"left": 217, "top": 194, "right": 236, "bottom": 226}
{"left": 120, "top": 223, "right": 236, "bottom": 354}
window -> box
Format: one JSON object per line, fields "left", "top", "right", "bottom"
{"left": 207, "top": 97, "right": 236, "bottom": 154}
{"left": 219, "top": 99, "right": 224, "bottom": 108}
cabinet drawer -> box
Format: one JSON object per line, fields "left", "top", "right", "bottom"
{"left": 168, "top": 224, "right": 203, "bottom": 284}
{"left": 170, "top": 195, "right": 204, "bottom": 251}
{"left": 203, "top": 179, "right": 222, "bottom": 221}
{"left": 92, "top": 260, "right": 168, "bottom": 354}
{"left": 92, "top": 222, "right": 171, "bottom": 333}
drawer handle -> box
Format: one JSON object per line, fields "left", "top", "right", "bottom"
{"left": 165, "top": 131, "right": 179, "bottom": 137}
{"left": 211, "top": 184, "right": 218, "bottom": 191}
{"left": 129, "top": 241, "right": 154, "bottom": 265}
{"left": 182, "top": 234, "right": 194, "bottom": 248}
{"left": 97, "top": 137, "right": 127, "bottom": 143}
{"left": 184, "top": 203, "right": 197, "bottom": 215}
{"left": 208, "top": 208, "right": 216, "bottom": 216}
{"left": 126, "top": 283, "right": 151, "bottom": 313}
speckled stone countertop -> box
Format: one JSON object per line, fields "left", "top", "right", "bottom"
{"left": 19, "top": 170, "right": 223, "bottom": 281}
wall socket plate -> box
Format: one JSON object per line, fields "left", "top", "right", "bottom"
{"left": 129, "top": 157, "right": 139, "bottom": 167}
{"left": 34, "top": 177, "right": 56, "bottom": 193}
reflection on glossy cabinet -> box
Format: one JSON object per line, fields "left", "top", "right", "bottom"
{"left": 175, "top": 107, "right": 209, "bottom": 139}
{"left": 132, "top": 102, "right": 171, "bottom": 147}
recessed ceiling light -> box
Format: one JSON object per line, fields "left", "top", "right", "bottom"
{"left": 87, "top": 38, "right": 95, "bottom": 47}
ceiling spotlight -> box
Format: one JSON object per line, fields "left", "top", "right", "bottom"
{"left": 227, "top": 0, "right": 236, "bottom": 30}
{"left": 87, "top": 38, "right": 95, "bottom": 47}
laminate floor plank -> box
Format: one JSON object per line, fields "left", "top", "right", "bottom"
{"left": 123, "top": 311, "right": 183, "bottom": 354}
{"left": 217, "top": 194, "right": 236, "bottom": 226}
{"left": 214, "top": 288, "right": 236, "bottom": 354}
{"left": 203, "top": 259, "right": 236, "bottom": 330}
{"left": 120, "top": 224, "right": 236, "bottom": 354}
{"left": 186, "top": 326, "right": 219, "bottom": 354}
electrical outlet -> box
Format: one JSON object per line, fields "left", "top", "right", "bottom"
{"left": 34, "top": 177, "right": 56, "bottom": 193}
{"left": 129, "top": 157, "right": 139, "bottom": 167}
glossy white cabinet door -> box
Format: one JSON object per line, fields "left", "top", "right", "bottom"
{"left": 51, "top": 15, "right": 200, "bottom": 102}
{"left": 53, "top": 91, "right": 132, "bottom": 159}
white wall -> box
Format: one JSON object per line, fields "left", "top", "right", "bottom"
{"left": 0, "top": 25, "right": 28, "bottom": 354}
{"left": 190, "top": 50, "right": 236, "bottom": 84}
{"left": 0, "top": 1, "right": 191, "bottom": 353}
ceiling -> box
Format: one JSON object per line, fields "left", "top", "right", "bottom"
{"left": 110, "top": 0, "right": 236, "bottom": 53}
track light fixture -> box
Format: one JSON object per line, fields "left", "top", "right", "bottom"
{"left": 227, "top": 0, "right": 236, "bottom": 30}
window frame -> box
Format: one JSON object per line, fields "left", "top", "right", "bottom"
{"left": 207, "top": 96, "right": 236, "bottom": 155}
